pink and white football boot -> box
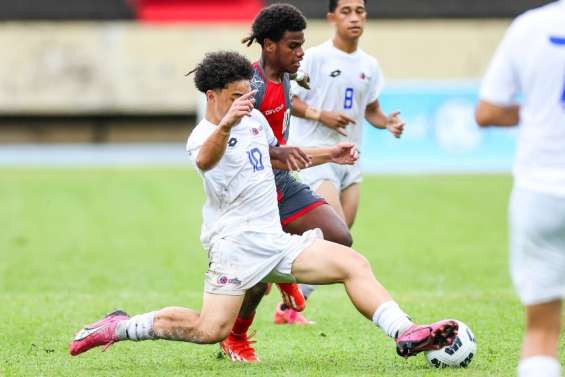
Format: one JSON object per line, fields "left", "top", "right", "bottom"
{"left": 396, "top": 320, "right": 459, "bottom": 357}
{"left": 69, "top": 310, "right": 129, "bottom": 356}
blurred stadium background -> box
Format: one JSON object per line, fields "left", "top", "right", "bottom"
{"left": 2, "top": 3, "right": 561, "bottom": 375}
{"left": 0, "top": 0, "right": 553, "bottom": 171}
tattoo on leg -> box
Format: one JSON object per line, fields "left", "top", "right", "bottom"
{"left": 155, "top": 325, "right": 210, "bottom": 344}
{"left": 153, "top": 308, "right": 212, "bottom": 344}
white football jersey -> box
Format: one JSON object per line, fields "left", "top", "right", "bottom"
{"left": 288, "top": 40, "right": 384, "bottom": 148}
{"left": 480, "top": 0, "right": 565, "bottom": 197}
{"left": 186, "top": 109, "right": 281, "bottom": 249}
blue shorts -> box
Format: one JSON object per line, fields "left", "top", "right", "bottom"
{"left": 274, "top": 169, "right": 326, "bottom": 226}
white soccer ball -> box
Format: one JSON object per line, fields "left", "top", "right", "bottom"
{"left": 425, "top": 320, "right": 477, "bottom": 368}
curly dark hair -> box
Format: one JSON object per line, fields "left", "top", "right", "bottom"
{"left": 188, "top": 51, "right": 253, "bottom": 93}
{"left": 329, "top": 0, "right": 367, "bottom": 12}
{"left": 242, "top": 3, "right": 307, "bottom": 47}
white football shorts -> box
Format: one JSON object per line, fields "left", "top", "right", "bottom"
{"left": 298, "top": 163, "right": 362, "bottom": 192}
{"left": 204, "top": 228, "right": 323, "bottom": 295}
{"left": 509, "top": 187, "right": 565, "bottom": 306}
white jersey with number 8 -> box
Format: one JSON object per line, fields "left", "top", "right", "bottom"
{"left": 288, "top": 40, "right": 384, "bottom": 148}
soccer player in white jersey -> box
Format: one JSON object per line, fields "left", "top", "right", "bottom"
{"left": 68, "top": 51, "right": 458, "bottom": 362}
{"left": 475, "top": 2, "right": 565, "bottom": 376}
{"left": 285, "top": 0, "right": 405, "bottom": 318}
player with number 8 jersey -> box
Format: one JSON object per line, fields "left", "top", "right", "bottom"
{"left": 287, "top": 0, "right": 406, "bottom": 315}
{"left": 289, "top": 38, "right": 385, "bottom": 150}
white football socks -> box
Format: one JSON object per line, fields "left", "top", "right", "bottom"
{"left": 372, "top": 301, "right": 413, "bottom": 339}
{"left": 116, "top": 312, "right": 157, "bottom": 341}
{"left": 518, "top": 356, "right": 561, "bottom": 377}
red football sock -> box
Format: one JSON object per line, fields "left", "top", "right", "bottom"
{"left": 231, "top": 312, "right": 255, "bottom": 337}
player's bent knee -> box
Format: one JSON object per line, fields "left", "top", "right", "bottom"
{"left": 208, "top": 328, "right": 231, "bottom": 344}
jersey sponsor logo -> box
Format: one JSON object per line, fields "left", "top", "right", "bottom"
{"left": 330, "top": 69, "right": 342, "bottom": 78}
{"left": 228, "top": 138, "right": 238, "bottom": 147}
{"left": 217, "top": 275, "right": 242, "bottom": 286}
{"left": 264, "top": 103, "right": 285, "bottom": 116}
{"left": 360, "top": 72, "right": 370, "bottom": 80}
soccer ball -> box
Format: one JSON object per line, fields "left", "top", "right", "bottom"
{"left": 425, "top": 321, "right": 477, "bottom": 368}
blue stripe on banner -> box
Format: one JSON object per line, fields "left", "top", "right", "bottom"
{"left": 549, "top": 36, "right": 565, "bottom": 45}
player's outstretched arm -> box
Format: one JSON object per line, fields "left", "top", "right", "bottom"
{"left": 291, "top": 96, "right": 355, "bottom": 137}
{"left": 365, "top": 100, "right": 405, "bottom": 138}
{"left": 196, "top": 91, "right": 256, "bottom": 171}
{"left": 475, "top": 100, "right": 520, "bottom": 127}
{"left": 301, "top": 143, "right": 359, "bottom": 167}
{"left": 269, "top": 145, "right": 312, "bottom": 171}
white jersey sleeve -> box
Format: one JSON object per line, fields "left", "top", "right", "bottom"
{"left": 479, "top": 21, "right": 521, "bottom": 106}
{"left": 186, "top": 121, "right": 216, "bottom": 170}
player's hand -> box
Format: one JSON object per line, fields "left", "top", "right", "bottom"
{"left": 275, "top": 146, "right": 312, "bottom": 171}
{"left": 319, "top": 111, "right": 356, "bottom": 136}
{"left": 219, "top": 90, "right": 257, "bottom": 130}
{"left": 385, "top": 111, "right": 405, "bottom": 138}
{"left": 329, "top": 143, "right": 359, "bottom": 165}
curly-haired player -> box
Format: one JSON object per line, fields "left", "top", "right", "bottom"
{"left": 69, "top": 51, "right": 458, "bottom": 365}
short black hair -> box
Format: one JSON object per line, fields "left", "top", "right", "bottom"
{"left": 329, "top": 0, "right": 367, "bottom": 13}
{"left": 242, "top": 3, "right": 307, "bottom": 47}
{"left": 191, "top": 51, "right": 253, "bottom": 93}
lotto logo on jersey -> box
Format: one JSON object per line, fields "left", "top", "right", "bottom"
{"left": 330, "top": 69, "right": 342, "bottom": 78}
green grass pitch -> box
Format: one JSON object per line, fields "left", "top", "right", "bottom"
{"left": 1, "top": 168, "right": 563, "bottom": 376}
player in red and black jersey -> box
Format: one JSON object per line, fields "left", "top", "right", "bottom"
{"left": 220, "top": 4, "right": 355, "bottom": 363}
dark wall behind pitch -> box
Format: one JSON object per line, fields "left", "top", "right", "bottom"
{"left": 0, "top": 0, "right": 134, "bottom": 20}
{"left": 268, "top": 0, "right": 554, "bottom": 18}
{"left": 0, "top": 0, "right": 556, "bottom": 20}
